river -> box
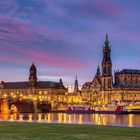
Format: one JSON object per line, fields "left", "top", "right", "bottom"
{"left": 0, "top": 113, "right": 140, "bottom": 127}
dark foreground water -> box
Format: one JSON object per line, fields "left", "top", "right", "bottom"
{"left": 0, "top": 113, "right": 140, "bottom": 127}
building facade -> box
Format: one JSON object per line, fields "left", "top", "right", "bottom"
{"left": 0, "top": 63, "right": 67, "bottom": 113}
{"left": 82, "top": 35, "right": 140, "bottom": 106}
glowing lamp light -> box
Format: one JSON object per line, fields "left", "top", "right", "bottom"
{"left": 3, "top": 94, "right": 7, "bottom": 98}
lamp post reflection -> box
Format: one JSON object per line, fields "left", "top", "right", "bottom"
{"left": 28, "top": 114, "right": 33, "bottom": 122}
{"left": 63, "top": 113, "right": 67, "bottom": 123}
{"left": 128, "top": 114, "right": 133, "bottom": 127}
{"left": 47, "top": 114, "right": 51, "bottom": 122}
{"left": 78, "top": 114, "right": 82, "bottom": 124}
{"left": 58, "top": 113, "right": 63, "bottom": 123}
{"left": 38, "top": 114, "right": 42, "bottom": 122}
{"left": 68, "top": 115, "right": 71, "bottom": 124}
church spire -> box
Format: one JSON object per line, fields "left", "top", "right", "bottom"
{"left": 59, "top": 78, "right": 63, "bottom": 85}
{"left": 101, "top": 34, "right": 113, "bottom": 90}
{"left": 59, "top": 78, "right": 64, "bottom": 88}
{"left": 96, "top": 65, "right": 101, "bottom": 76}
{"left": 104, "top": 33, "right": 109, "bottom": 47}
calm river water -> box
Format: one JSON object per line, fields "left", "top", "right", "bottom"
{"left": 0, "top": 113, "right": 140, "bottom": 127}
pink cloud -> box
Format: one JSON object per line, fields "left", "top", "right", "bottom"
{"left": 0, "top": 45, "right": 91, "bottom": 69}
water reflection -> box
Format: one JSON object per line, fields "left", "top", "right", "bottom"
{"left": 19, "top": 115, "right": 23, "bottom": 121}
{"left": 28, "top": 114, "right": 33, "bottom": 122}
{"left": 0, "top": 113, "right": 140, "bottom": 127}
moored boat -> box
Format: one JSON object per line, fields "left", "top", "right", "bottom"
{"left": 66, "top": 104, "right": 128, "bottom": 114}
{"left": 66, "top": 105, "right": 93, "bottom": 114}
{"left": 126, "top": 104, "right": 140, "bottom": 114}
{"left": 94, "top": 105, "right": 128, "bottom": 114}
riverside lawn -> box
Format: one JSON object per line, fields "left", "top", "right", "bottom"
{"left": 0, "top": 122, "right": 140, "bottom": 140}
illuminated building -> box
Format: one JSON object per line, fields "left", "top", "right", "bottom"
{"left": 0, "top": 63, "right": 67, "bottom": 113}
{"left": 82, "top": 35, "right": 140, "bottom": 105}
{"left": 1, "top": 34, "right": 140, "bottom": 113}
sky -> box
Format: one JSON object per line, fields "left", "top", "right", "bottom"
{"left": 0, "top": 0, "right": 140, "bottom": 85}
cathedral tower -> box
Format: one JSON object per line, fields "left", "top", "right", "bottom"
{"left": 101, "top": 34, "right": 113, "bottom": 90}
{"left": 29, "top": 63, "right": 38, "bottom": 87}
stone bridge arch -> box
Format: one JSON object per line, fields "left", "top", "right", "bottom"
{"left": 10, "top": 101, "right": 34, "bottom": 113}
{"left": 56, "top": 102, "right": 68, "bottom": 110}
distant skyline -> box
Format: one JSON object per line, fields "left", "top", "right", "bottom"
{"left": 0, "top": 0, "right": 140, "bottom": 85}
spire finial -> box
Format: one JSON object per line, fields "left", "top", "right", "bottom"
{"left": 106, "top": 33, "right": 108, "bottom": 40}
{"left": 105, "top": 33, "right": 109, "bottom": 46}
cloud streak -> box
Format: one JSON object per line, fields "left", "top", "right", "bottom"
{"left": 0, "top": 0, "right": 139, "bottom": 84}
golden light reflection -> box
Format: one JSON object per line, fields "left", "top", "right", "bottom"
{"left": 51, "top": 113, "right": 54, "bottom": 121}
{"left": 47, "top": 114, "right": 51, "bottom": 122}
{"left": 78, "top": 115, "right": 82, "bottom": 124}
{"left": 68, "top": 115, "right": 71, "bottom": 123}
{"left": 58, "top": 113, "right": 63, "bottom": 123}
{"left": 128, "top": 114, "right": 133, "bottom": 127}
{"left": 44, "top": 114, "right": 47, "bottom": 121}
{"left": 92, "top": 114, "right": 95, "bottom": 124}
{"left": 0, "top": 113, "right": 9, "bottom": 121}
{"left": 28, "top": 114, "right": 33, "bottom": 122}
{"left": 95, "top": 114, "right": 101, "bottom": 125}
{"left": 102, "top": 116, "right": 106, "bottom": 125}
{"left": 38, "top": 114, "right": 42, "bottom": 122}
{"left": 0, "top": 112, "right": 139, "bottom": 127}
{"left": 19, "top": 114, "right": 23, "bottom": 121}
{"left": 10, "top": 114, "right": 17, "bottom": 121}
{"left": 73, "top": 114, "right": 76, "bottom": 123}
{"left": 63, "top": 114, "right": 67, "bottom": 123}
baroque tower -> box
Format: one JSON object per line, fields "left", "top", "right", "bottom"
{"left": 73, "top": 75, "right": 79, "bottom": 93}
{"left": 101, "top": 34, "right": 113, "bottom": 90}
{"left": 29, "top": 63, "right": 38, "bottom": 87}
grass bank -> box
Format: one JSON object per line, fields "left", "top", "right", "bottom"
{"left": 0, "top": 122, "right": 140, "bottom": 140}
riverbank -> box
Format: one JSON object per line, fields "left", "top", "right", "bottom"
{"left": 0, "top": 122, "right": 140, "bottom": 140}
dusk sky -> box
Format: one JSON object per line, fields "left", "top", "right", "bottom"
{"left": 0, "top": 0, "right": 140, "bottom": 85}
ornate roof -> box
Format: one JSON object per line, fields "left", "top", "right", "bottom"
{"left": 0, "top": 81, "right": 66, "bottom": 89}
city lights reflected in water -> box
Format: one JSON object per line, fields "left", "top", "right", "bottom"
{"left": 38, "top": 114, "right": 42, "bottom": 122}
{"left": 9, "top": 114, "right": 17, "bottom": 121}
{"left": 129, "top": 114, "right": 133, "bottom": 127}
{"left": 68, "top": 115, "right": 71, "bottom": 124}
{"left": 19, "top": 114, "right": 23, "bottom": 121}
{"left": 78, "top": 114, "right": 82, "bottom": 124}
{"left": 0, "top": 113, "right": 140, "bottom": 127}
{"left": 28, "top": 114, "right": 33, "bottom": 122}
{"left": 47, "top": 114, "right": 51, "bottom": 122}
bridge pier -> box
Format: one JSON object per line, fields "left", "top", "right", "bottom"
{"left": 1, "top": 98, "right": 10, "bottom": 113}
